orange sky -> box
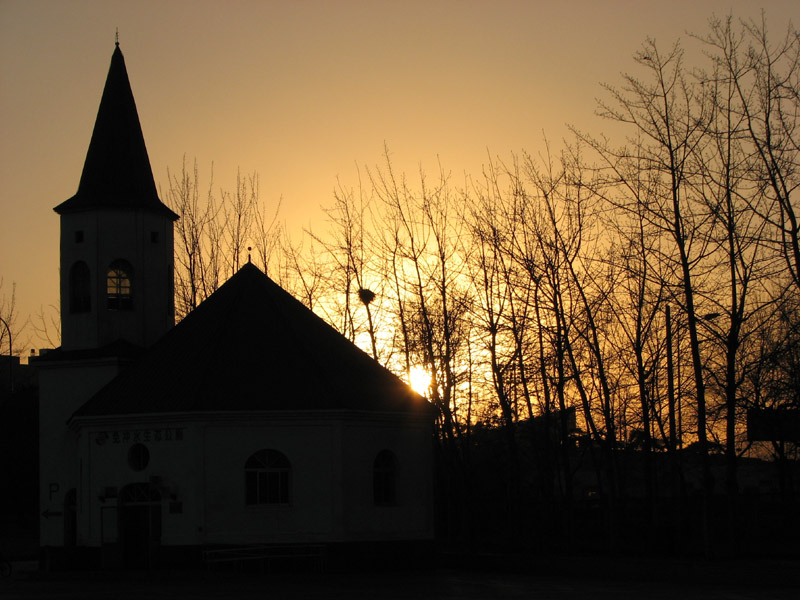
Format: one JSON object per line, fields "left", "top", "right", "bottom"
{"left": 1, "top": 0, "right": 796, "bottom": 352}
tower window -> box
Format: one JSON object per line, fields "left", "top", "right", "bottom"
{"left": 107, "top": 260, "right": 133, "bottom": 310}
{"left": 74, "top": 230, "right": 84, "bottom": 243}
{"left": 69, "top": 261, "right": 91, "bottom": 313}
{"left": 150, "top": 231, "right": 159, "bottom": 243}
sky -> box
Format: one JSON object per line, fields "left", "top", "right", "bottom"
{"left": 0, "top": 0, "right": 797, "bottom": 352}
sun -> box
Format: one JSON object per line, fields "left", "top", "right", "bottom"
{"left": 408, "top": 365, "right": 431, "bottom": 396}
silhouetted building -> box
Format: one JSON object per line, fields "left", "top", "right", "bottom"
{"left": 0, "top": 354, "right": 39, "bottom": 551}
{"left": 36, "top": 43, "right": 433, "bottom": 570}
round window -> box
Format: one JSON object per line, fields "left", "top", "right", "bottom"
{"left": 127, "top": 443, "right": 150, "bottom": 471}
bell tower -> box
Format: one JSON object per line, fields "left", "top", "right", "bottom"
{"left": 38, "top": 42, "right": 178, "bottom": 555}
{"left": 54, "top": 42, "right": 178, "bottom": 351}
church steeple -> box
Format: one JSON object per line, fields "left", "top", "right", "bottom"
{"left": 54, "top": 44, "right": 176, "bottom": 219}
{"left": 55, "top": 44, "right": 177, "bottom": 352}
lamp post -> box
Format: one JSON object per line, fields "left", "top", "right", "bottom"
{"left": 0, "top": 316, "right": 12, "bottom": 394}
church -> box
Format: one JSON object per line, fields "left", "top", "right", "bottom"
{"left": 36, "top": 43, "right": 434, "bottom": 570}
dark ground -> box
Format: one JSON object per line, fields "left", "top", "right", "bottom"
{"left": 2, "top": 557, "right": 798, "bottom": 600}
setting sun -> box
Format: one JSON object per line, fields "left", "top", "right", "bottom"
{"left": 408, "top": 365, "right": 431, "bottom": 397}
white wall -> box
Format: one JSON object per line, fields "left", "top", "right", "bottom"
{"left": 38, "top": 359, "right": 123, "bottom": 546}
{"left": 341, "top": 418, "right": 434, "bottom": 541}
{"left": 202, "top": 419, "right": 339, "bottom": 545}
{"left": 60, "top": 209, "right": 174, "bottom": 352}
{"left": 75, "top": 411, "right": 434, "bottom": 549}
{"left": 77, "top": 420, "right": 200, "bottom": 547}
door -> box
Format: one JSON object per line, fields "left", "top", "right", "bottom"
{"left": 118, "top": 483, "right": 161, "bottom": 569}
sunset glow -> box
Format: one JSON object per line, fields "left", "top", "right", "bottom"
{"left": 2, "top": 0, "right": 795, "bottom": 351}
{"left": 3, "top": 1, "right": 799, "bottom": 573}
{"left": 408, "top": 365, "right": 431, "bottom": 397}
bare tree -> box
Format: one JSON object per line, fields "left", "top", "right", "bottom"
{"left": 0, "top": 279, "right": 25, "bottom": 358}
{"left": 691, "top": 19, "right": 783, "bottom": 510}
{"left": 578, "top": 38, "right": 720, "bottom": 549}
{"left": 165, "top": 158, "right": 278, "bottom": 320}
{"left": 714, "top": 15, "right": 800, "bottom": 293}
{"left": 315, "top": 175, "right": 382, "bottom": 358}
{"left": 31, "top": 303, "right": 61, "bottom": 350}
{"left": 363, "top": 150, "right": 478, "bottom": 540}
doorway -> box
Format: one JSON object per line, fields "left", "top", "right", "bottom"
{"left": 118, "top": 483, "right": 161, "bottom": 569}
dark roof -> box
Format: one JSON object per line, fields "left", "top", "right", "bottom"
{"left": 54, "top": 45, "right": 177, "bottom": 219}
{"left": 31, "top": 339, "right": 145, "bottom": 365}
{"left": 73, "top": 263, "right": 427, "bottom": 418}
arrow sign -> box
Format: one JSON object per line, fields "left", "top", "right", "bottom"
{"left": 41, "top": 509, "right": 63, "bottom": 519}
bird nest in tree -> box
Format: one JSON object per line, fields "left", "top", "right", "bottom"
{"left": 357, "top": 288, "right": 376, "bottom": 306}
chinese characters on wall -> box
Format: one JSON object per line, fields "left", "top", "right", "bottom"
{"left": 94, "top": 427, "right": 185, "bottom": 445}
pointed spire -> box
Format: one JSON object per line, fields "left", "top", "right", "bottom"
{"left": 55, "top": 44, "right": 177, "bottom": 219}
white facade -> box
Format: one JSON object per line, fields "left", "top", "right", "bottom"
{"left": 64, "top": 411, "right": 432, "bottom": 562}
{"left": 38, "top": 358, "right": 126, "bottom": 547}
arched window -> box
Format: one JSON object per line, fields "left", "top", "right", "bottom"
{"left": 107, "top": 260, "right": 133, "bottom": 310}
{"left": 373, "top": 450, "right": 398, "bottom": 506}
{"left": 69, "top": 261, "right": 91, "bottom": 313}
{"left": 245, "top": 449, "right": 291, "bottom": 505}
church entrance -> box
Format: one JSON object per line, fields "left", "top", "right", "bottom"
{"left": 118, "top": 483, "right": 162, "bottom": 569}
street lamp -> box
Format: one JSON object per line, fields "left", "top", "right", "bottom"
{"left": 0, "top": 316, "right": 12, "bottom": 394}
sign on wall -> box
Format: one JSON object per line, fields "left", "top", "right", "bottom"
{"left": 94, "top": 428, "right": 186, "bottom": 445}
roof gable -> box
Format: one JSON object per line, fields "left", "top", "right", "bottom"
{"left": 73, "top": 263, "right": 426, "bottom": 417}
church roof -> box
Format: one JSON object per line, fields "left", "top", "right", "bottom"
{"left": 54, "top": 45, "right": 177, "bottom": 220}
{"left": 72, "top": 263, "right": 427, "bottom": 418}
{"left": 31, "top": 339, "right": 145, "bottom": 364}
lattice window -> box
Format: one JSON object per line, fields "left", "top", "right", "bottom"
{"left": 245, "top": 449, "right": 291, "bottom": 505}
{"left": 107, "top": 259, "right": 133, "bottom": 310}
